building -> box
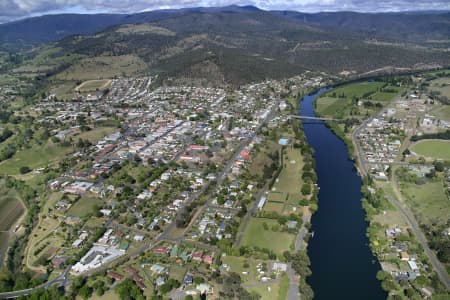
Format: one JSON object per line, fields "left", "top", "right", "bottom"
{"left": 400, "top": 251, "right": 410, "bottom": 261}
{"left": 107, "top": 271, "right": 124, "bottom": 281}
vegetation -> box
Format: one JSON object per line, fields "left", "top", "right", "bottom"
{"left": 410, "top": 140, "right": 450, "bottom": 160}
{"left": 240, "top": 218, "right": 295, "bottom": 257}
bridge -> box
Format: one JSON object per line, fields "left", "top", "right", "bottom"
{"left": 289, "top": 115, "right": 340, "bottom": 122}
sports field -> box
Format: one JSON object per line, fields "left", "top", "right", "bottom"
{"left": 410, "top": 140, "right": 450, "bottom": 160}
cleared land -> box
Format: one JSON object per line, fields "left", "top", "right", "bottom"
{"left": 316, "top": 81, "right": 403, "bottom": 120}
{"left": 222, "top": 256, "right": 261, "bottom": 282}
{"left": 75, "top": 79, "right": 112, "bottom": 92}
{"left": 66, "top": 194, "right": 104, "bottom": 218}
{"left": 245, "top": 274, "right": 289, "bottom": 300}
{"left": 0, "top": 141, "right": 73, "bottom": 175}
{"left": 56, "top": 55, "right": 147, "bottom": 81}
{"left": 429, "top": 77, "right": 450, "bottom": 98}
{"left": 246, "top": 282, "right": 280, "bottom": 300}
{"left": 0, "top": 193, "right": 24, "bottom": 232}
{"left": 431, "top": 105, "right": 450, "bottom": 120}
{"left": 410, "top": 140, "right": 450, "bottom": 160}
{"left": 0, "top": 182, "right": 25, "bottom": 262}
{"left": 400, "top": 181, "right": 450, "bottom": 225}
{"left": 115, "top": 24, "right": 176, "bottom": 36}
{"left": 241, "top": 218, "right": 295, "bottom": 256}
{"left": 71, "top": 127, "right": 117, "bottom": 143}
{"left": 264, "top": 147, "right": 305, "bottom": 214}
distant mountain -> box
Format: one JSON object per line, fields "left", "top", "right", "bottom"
{"left": 275, "top": 11, "right": 450, "bottom": 42}
{"left": 0, "top": 6, "right": 263, "bottom": 50}
{"left": 1, "top": 6, "right": 449, "bottom": 51}
{"left": 2, "top": 6, "right": 449, "bottom": 86}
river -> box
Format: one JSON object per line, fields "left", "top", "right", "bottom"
{"left": 300, "top": 88, "right": 386, "bottom": 299}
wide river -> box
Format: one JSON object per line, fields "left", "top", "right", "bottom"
{"left": 300, "top": 88, "right": 386, "bottom": 299}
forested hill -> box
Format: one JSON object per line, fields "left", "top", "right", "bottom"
{"left": 2, "top": 6, "right": 449, "bottom": 85}
{"left": 1, "top": 6, "right": 449, "bottom": 50}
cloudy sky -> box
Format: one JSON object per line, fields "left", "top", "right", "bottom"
{"left": 1, "top": 0, "right": 449, "bottom": 23}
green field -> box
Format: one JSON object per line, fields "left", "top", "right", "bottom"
{"left": 0, "top": 181, "right": 24, "bottom": 232}
{"left": 316, "top": 81, "right": 403, "bottom": 120}
{"left": 0, "top": 181, "right": 25, "bottom": 263}
{"left": 56, "top": 55, "right": 147, "bottom": 81}
{"left": 431, "top": 105, "right": 450, "bottom": 120}
{"left": 222, "top": 256, "right": 261, "bottom": 282}
{"left": 410, "top": 140, "right": 450, "bottom": 160}
{"left": 263, "top": 201, "right": 285, "bottom": 214}
{"left": 71, "top": 127, "right": 117, "bottom": 143}
{"left": 0, "top": 141, "right": 73, "bottom": 175}
{"left": 429, "top": 77, "right": 450, "bottom": 98}
{"left": 245, "top": 274, "right": 289, "bottom": 300}
{"left": 67, "top": 194, "right": 103, "bottom": 218}
{"left": 115, "top": 24, "right": 176, "bottom": 36}
{"left": 246, "top": 282, "right": 280, "bottom": 300}
{"left": 75, "top": 79, "right": 111, "bottom": 92}
{"left": 401, "top": 181, "right": 450, "bottom": 225}
{"left": 241, "top": 218, "right": 295, "bottom": 256}
{"left": 272, "top": 148, "right": 304, "bottom": 193}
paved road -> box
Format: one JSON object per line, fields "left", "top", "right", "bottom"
{"left": 287, "top": 263, "right": 300, "bottom": 300}
{"left": 352, "top": 112, "right": 450, "bottom": 291}
{"left": 0, "top": 266, "right": 71, "bottom": 299}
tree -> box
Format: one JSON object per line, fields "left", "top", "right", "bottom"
{"left": 116, "top": 278, "right": 144, "bottom": 300}
{"left": 301, "top": 184, "right": 311, "bottom": 195}
{"left": 19, "top": 166, "right": 31, "bottom": 174}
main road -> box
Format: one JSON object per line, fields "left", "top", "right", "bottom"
{"left": 0, "top": 266, "right": 71, "bottom": 299}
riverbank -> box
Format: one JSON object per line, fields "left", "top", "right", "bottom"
{"left": 313, "top": 74, "right": 450, "bottom": 298}
{"left": 301, "top": 87, "right": 386, "bottom": 299}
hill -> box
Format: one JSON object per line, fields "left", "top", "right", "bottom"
{"left": 1, "top": 6, "right": 449, "bottom": 50}
{"left": 2, "top": 7, "right": 450, "bottom": 85}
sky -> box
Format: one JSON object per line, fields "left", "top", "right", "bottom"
{"left": 1, "top": 0, "right": 449, "bottom": 23}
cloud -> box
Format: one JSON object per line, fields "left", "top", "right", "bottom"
{"left": 1, "top": 0, "right": 449, "bottom": 23}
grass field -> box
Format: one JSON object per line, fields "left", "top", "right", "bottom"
{"left": 246, "top": 275, "right": 289, "bottom": 300}
{"left": 316, "top": 81, "right": 403, "bottom": 121}
{"left": 429, "top": 77, "right": 450, "bottom": 98}
{"left": 276, "top": 274, "right": 290, "bottom": 300}
{"left": 88, "top": 290, "right": 120, "bottom": 300}
{"left": 75, "top": 79, "right": 111, "bottom": 92}
{"left": 0, "top": 181, "right": 24, "bottom": 262}
{"left": 27, "top": 216, "right": 63, "bottom": 267}
{"left": 0, "top": 141, "right": 73, "bottom": 175}
{"left": 267, "top": 192, "right": 287, "bottom": 202}
{"left": 410, "top": 140, "right": 450, "bottom": 160}
{"left": 222, "top": 256, "right": 261, "bottom": 282}
{"left": 115, "top": 24, "right": 176, "bottom": 36}
{"left": 246, "top": 282, "right": 280, "bottom": 300}
{"left": 400, "top": 181, "right": 450, "bottom": 226}
{"left": 0, "top": 193, "right": 24, "bottom": 231}
{"left": 13, "top": 47, "right": 84, "bottom": 76}
{"left": 263, "top": 201, "right": 285, "bottom": 214}
{"left": 431, "top": 105, "right": 450, "bottom": 120}
{"left": 249, "top": 141, "right": 280, "bottom": 176}
{"left": 241, "top": 218, "right": 294, "bottom": 256}
{"left": 67, "top": 194, "right": 103, "bottom": 218}
{"left": 56, "top": 55, "right": 147, "bottom": 81}
{"left": 373, "top": 210, "right": 408, "bottom": 227}
{"left": 71, "top": 127, "right": 117, "bottom": 143}
{"left": 273, "top": 148, "right": 304, "bottom": 194}
{"left": 169, "top": 265, "right": 187, "bottom": 282}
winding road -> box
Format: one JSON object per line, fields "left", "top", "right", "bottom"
{"left": 0, "top": 266, "right": 71, "bottom": 299}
